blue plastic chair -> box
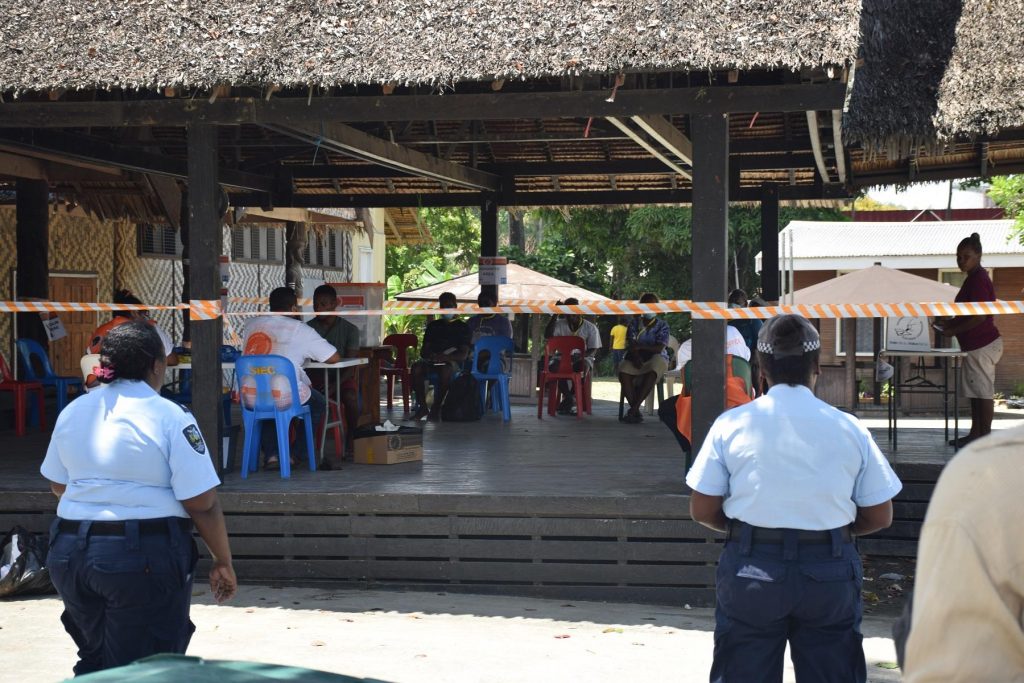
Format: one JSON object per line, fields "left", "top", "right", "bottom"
{"left": 471, "top": 336, "right": 514, "bottom": 422}
{"left": 236, "top": 355, "right": 316, "bottom": 479}
{"left": 16, "top": 338, "right": 83, "bottom": 415}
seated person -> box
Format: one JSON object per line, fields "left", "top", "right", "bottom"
{"left": 466, "top": 291, "right": 513, "bottom": 373}
{"left": 241, "top": 287, "right": 340, "bottom": 470}
{"left": 659, "top": 325, "right": 752, "bottom": 458}
{"left": 619, "top": 293, "right": 670, "bottom": 424}
{"left": 543, "top": 297, "right": 601, "bottom": 415}
{"left": 307, "top": 284, "right": 361, "bottom": 466}
{"left": 727, "top": 288, "right": 763, "bottom": 395}
{"left": 411, "top": 292, "right": 471, "bottom": 421}
{"left": 85, "top": 289, "right": 178, "bottom": 388}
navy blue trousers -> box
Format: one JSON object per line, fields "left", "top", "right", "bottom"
{"left": 47, "top": 518, "right": 198, "bottom": 676}
{"left": 711, "top": 526, "right": 866, "bottom": 683}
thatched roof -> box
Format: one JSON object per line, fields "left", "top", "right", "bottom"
{"left": 0, "top": 1, "right": 860, "bottom": 93}
{"left": 845, "top": 0, "right": 1024, "bottom": 155}
{"left": 933, "top": 0, "right": 1024, "bottom": 138}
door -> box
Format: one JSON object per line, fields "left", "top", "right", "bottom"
{"left": 48, "top": 275, "right": 99, "bottom": 377}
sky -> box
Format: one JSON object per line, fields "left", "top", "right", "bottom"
{"left": 866, "top": 179, "right": 995, "bottom": 210}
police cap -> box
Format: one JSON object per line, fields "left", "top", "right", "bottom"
{"left": 756, "top": 314, "right": 821, "bottom": 358}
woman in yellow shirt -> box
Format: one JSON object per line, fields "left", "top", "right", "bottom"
{"left": 609, "top": 316, "right": 628, "bottom": 369}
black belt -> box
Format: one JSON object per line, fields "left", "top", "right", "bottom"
{"left": 58, "top": 518, "right": 192, "bottom": 536}
{"left": 727, "top": 521, "right": 852, "bottom": 544}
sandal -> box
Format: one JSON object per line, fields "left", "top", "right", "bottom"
{"left": 264, "top": 457, "right": 280, "bottom": 470}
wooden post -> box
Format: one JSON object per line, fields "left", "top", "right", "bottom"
{"left": 690, "top": 113, "right": 729, "bottom": 455}
{"left": 872, "top": 318, "right": 882, "bottom": 406}
{"left": 845, "top": 318, "right": 858, "bottom": 412}
{"left": 759, "top": 183, "right": 780, "bottom": 302}
{"left": 15, "top": 179, "right": 50, "bottom": 353}
{"left": 284, "top": 221, "right": 308, "bottom": 295}
{"left": 187, "top": 123, "right": 224, "bottom": 470}
{"left": 480, "top": 196, "right": 499, "bottom": 302}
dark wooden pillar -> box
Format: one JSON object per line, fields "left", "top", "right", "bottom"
{"left": 15, "top": 179, "right": 50, "bottom": 353}
{"left": 284, "top": 221, "right": 307, "bottom": 295}
{"left": 759, "top": 183, "right": 780, "bottom": 302}
{"left": 690, "top": 113, "right": 730, "bottom": 455}
{"left": 187, "top": 123, "right": 224, "bottom": 469}
{"left": 480, "top": 196, "right": 499, "bottom": 302}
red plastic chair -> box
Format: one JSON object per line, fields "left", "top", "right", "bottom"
{"left": 381, "top": 334, "right": 418, "bottom": 412}
{"left": 0, "top": 353, "right": 46, "bottom": 437}
{"left": 537, "top": 336, "right": 591, "bottom": 420}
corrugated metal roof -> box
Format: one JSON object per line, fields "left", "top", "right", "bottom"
{"left": 780, "top": 220, "right": 1022, "bottom": 259}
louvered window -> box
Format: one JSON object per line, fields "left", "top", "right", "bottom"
{"left": 304, "top": 229, "right": 347, "bottom": 269}
{"left": 137, "top": 224, "right": 182, "bottom": 258}
{"left": 230, "top": 226, "right": 284, "bottom": 263}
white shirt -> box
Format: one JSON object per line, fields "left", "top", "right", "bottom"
{"left": 686, "top": 384, "right": 902, "bottom": 530}
{"left": 550, "top": 318, "right": 602, "bottom": 351}
{"left": 242, "top": 315, "right": 337, "bottom": 404}
{"left": 674, "top": 326, "right": 750, "bottom": 371}
{"left": 40, "top": 380, "right": 221, "bottom": 520}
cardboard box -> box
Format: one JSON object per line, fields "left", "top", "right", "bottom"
{"left": 353, "top": 426, "right": 423, "bottom": 465}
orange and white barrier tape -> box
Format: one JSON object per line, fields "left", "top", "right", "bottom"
{"left": 4, "top": 299, "right": 1024, "bottom": 322}
{"left": 189, "top": 299, "right": 222, "bottom": 321}
{"left": 0, "top": 301, "right": 185, "bottom": 314}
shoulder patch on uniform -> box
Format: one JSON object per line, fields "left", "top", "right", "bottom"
{"left": 182, "top": 424, "right": 206, "bottom": 454}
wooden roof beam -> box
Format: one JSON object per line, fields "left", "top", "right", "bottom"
{"left": 630, "top": 115, "right": 693, "bottom": 166}
{"left": 0, "top": 130, "right": 271, "bottom": 191}
{"left": 262, "top": 121, "right": 500, "bottom": 192}
{"left": 227, "top": 183, "right": 851, "bottom": 208}
{"left": 606, "top": 116, "right": 691, "bottom": 179}
{"left": 0, "top": 83, "right": 849, "bottom": 127}
{"left": 830, "top": 110, "right": 847, "bottom": 184}
{"left": 805, "top": 111, "right": 831, "bottom": 183}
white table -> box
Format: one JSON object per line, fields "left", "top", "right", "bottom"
{"left": 175, "top": 358, "right": 368, "bottom": 463}
{"left": 302, "top": 359, "right": 368, "bottom": 461}
{"left": 880, "top": 348, "right": 966, "bottom": 452}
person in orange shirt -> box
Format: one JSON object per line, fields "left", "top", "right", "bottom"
{"left": 84, "top": 290, "right": 177, "bottom": 387}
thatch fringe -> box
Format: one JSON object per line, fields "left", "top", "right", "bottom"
{"left": 0, "top": 1, "right": 860, "bottom": 93}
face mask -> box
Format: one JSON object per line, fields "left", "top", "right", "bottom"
{"left": 642, "top": 312, "right": 656, "bottom": 320}
{"left": 441, "top": 313, "right": 455, "bottom": 320}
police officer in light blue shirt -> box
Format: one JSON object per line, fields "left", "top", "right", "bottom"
{"left": 41, "top": 321, "right": 237, "bottom": 676}
{"left": 686, "top": 314, "right": 902, "bottom": 683}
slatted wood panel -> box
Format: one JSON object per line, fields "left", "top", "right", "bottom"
{"left": 200, "top": 492, "right": 720, "bottom": 605}
{"left": 858, "top": 463, "right": 939, "bottom": 558}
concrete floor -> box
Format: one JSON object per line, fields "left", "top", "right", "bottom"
{"left": 0, "top": 586, "right": 901, "bottom": 683}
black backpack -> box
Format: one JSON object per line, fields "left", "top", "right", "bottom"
{"left": 440, "top": 372, "right": 483, "bottom": 422}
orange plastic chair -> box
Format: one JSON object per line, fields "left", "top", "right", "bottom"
{"left": 381, "top": 333, "right": 418, "bottom": 412}
{"left": 0, "top": 353, "right": 46, "bottom": 436}
{"left": 537, "top": 336, "right": 590, "bottom": 420}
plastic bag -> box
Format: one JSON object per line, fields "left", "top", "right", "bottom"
{"left": 0, "top": 526, "right": 56, "bottom": 597}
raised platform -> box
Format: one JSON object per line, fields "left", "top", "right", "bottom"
{"left": 4, "top": 393, "right": 1017, "bottom": 605}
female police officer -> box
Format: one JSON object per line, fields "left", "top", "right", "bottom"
{"left": 41, "top": 321, "right": 236, "bottom": 675}
{"left": 686, "top": 314, "right": 902, "bottom": 682}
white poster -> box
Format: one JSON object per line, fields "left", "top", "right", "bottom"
{"left": 478, "top": 256, "right": 508, "bottom": 286}
{"left": 886, "top": 316, "right": 930, "bottom": 351}
{"left": 42, "top": 315, "right": 67, "bottom": 342}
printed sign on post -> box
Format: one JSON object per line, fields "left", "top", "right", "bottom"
{"left": 42, "top": 315, "right": 67, "bottom": 342}
{"left": 886, "top": 317, "right": 931, "bottom": 351}
{"left": 478, "top": 256, "right": 508, "bottom": 286}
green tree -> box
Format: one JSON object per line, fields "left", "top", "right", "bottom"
{"left": 989, "top": 175, "right": 1024, "bottom": 243}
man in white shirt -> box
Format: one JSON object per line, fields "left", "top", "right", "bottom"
{"left": 242, "top": 287, "right": 340, "bottom": 469}
{"left": 543, "top": 297, "right": 601, "bottom": 415}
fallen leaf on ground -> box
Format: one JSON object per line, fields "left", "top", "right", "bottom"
{"left": 875, "top": 662, "right": 899, "bottom": 670}
{"left": 603, "top": 628, "right": 624, "bottom": 634}
{"left": 311, "top": 640, "right": 326, "bottom": 647}
{"left": 554, "top": 634, "right": 571, "bottom": 639}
